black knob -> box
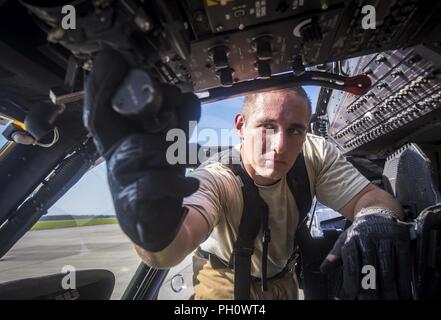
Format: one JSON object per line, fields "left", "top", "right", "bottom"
{"left": 254, "top": 36, "right": 273, "bottom": 60}
{"left": 256, "top": 60, "right": 272, "bottom": 79}
{"left": 209, "top": 46, "right": 230, "bottom": 69}
{"left": 217, "top": 68, "right": 234, "bottom": 87}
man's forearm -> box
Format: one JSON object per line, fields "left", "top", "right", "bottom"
{"left": 133, "top": 219, "right": 194, "bottom": 268}
{"left": 134, "top": 241, "right": 187, "bottom": 269}
{"left": 354, "top": 186, "right": 404, "bottom": 220}
{"left": 133, "top": 206, "right": 210, "bottom": 268}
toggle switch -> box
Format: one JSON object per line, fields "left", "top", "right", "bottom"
{"left": 256, "top": 60, "right": 272, "bottom": 79}
{"left": 217, "top": 67, "right": 234, "bottom": 87}
{"left": 254, "top": 35, "right": 273, "bottom": 61}
{"left": 209, "top": 45, "right": 230, "bottom": 69}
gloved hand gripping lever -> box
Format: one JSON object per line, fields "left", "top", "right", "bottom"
{"left": 83, "top": 47, "right": 201, "bottom": 252}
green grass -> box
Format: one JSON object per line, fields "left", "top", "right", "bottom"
{"left": 31, "top": 217, "right": 118, "bottom": 231}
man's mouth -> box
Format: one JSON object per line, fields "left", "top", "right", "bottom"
{"left": 263, "top": 158, "right": 287, "bottom": 165}
{"left": 273, "top": 159, "right": 288, "bottom": 165}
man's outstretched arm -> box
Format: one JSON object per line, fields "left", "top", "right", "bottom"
{"left": 134, "top": 206, "right": 209, "bottom": 268}
{"left": 339, "top": 183, "right": 404, "bottom": 220}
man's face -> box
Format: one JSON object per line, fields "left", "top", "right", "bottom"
{"left": 236, "top": 91, "right": 310, "bottom": 185}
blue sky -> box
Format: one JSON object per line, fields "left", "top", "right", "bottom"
{"left": 0, "top": 86, "right": 320, "bottom": 215}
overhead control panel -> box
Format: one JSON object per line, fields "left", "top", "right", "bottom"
{"left": 186, "top": 0, "right": 441, "bottom": 92}
{"left": 189, "top": 6, "right": 342, "bottom": 91}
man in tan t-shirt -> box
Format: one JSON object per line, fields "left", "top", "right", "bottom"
{"left": 183, "top": 134, "right": 371, "bottom": 299}
{"left": 133, "top": 87, "right": 410, "bottom": 300}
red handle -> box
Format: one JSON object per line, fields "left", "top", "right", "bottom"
{"left": 344, "top": 74, "right": 372, "bottom": 95}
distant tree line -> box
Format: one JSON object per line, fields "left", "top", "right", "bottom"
{"left": 40, "top": 214, "right": 116, "bottom": 221}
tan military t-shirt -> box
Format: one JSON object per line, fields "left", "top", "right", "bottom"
{"left": 183, "top": 133, "right": 370, "bottom": 279}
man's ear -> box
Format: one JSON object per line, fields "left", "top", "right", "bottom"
{"left": 235, "top": 113, "right": 245, "bottom": 139}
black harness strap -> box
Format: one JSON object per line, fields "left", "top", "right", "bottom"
{"left": 287, "top": 153, "right": 313, "bottom": 234}
{"left": 260, "top": 205, "right": 271, "bottom": 292}
{"left": 226, "top": 162, "right": 268, "bottom": 300}
{"left": 221, "top": 151, "right": 312, "bottom": 300}
{"left": 288, "top": 153, "right": 313, "bottom": 271}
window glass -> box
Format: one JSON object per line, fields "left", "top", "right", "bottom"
{"left": 309, "top": 199, "right": 343, "bottom": 238}
{"left": 1, "top": 87, "right": 320, "bottom": 300}
{"left": 0, "top": 162, "right": 141, "bottom": 300}
{"left": 160, "top": 89, "right": 319, "bottom": 298}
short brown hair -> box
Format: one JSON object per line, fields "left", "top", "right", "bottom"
{"left": 242, "top": 87, "right": 312, "bottom": 122}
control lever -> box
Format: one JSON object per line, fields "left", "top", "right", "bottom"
{"left": 201, "top": 71, "right": 372, "bottom": 104}
{"left": 293, "top": 71, "right": 371, "bottom": 95}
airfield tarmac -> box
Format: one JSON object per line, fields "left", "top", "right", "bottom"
{"left": 0, "top": 224, "right": 193, "bottom": 299}
{"left": 0, "top": 224, "right": 303, "bottom": 300}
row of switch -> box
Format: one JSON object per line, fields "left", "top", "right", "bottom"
{"left": 347, "top": 55, "right": 420, "bottom": 114}
{"left": 336, "top": 70, "right": 439, "bottom": 139}
{"left": 347, "top": 97, "right": 367, "bottom": 113}
{"left": 343, "top": 91, "right": 441, "bottom": 149}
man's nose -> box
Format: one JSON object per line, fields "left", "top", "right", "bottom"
{"left": 271, "top": 130, "right": 288, "bottom": 154}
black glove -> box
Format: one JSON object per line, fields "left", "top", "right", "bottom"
{"left": 83, "top": 47, "right": 201, "bottom": 252}
{"left": 320, "top": 208, "right": 412, "bottom": 299}
{"left": 107, "top": 132, "right": 200, "bottom": 252}
{"left": 83, "top": 47, "right": 140, "bottom": 159}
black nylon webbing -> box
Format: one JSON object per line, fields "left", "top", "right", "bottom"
{"left": 287, "top": 153, "right": 313, "bottom": 228}
{"left": 226, "top": 162, "right": 268, "bottom": 299}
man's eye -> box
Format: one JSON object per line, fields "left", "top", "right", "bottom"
{"left": 262, "top": 124, "right": 275, "bottom": 130}
{"left": 287, "top": 128, "right": 302, "bottom": 135}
